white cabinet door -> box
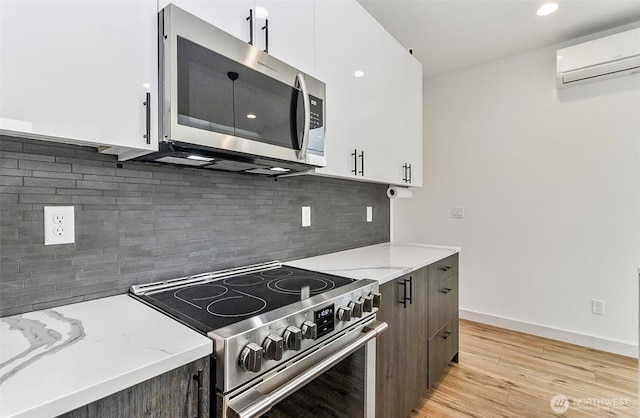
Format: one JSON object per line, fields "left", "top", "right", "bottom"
{"left": 403, "top": 53, "right": 423, "bottom": 187}
{"left": 314, "top": 0, "right": 358, "bottom": 178}
{"left": 159, "top": 0, "right": 254, "bottom": 43}
{"left": 255, "top": 0, "right": 315, "bottom": 75}
{"left": 353, "top": 8, "right": 389, "bottom": 183}
{"left": 0, "top": 0, "right": 157, "bottom": 158}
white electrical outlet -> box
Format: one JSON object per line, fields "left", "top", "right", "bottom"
{"left": 452, "top": 207, "right": 464, "bottom": 219}
{"left": 302, "top": 206, "right": 311, "bottom": 227}
{"left": 366, "top": 206, "right": 373, "bottom": 222}
{"left": 44, "top": 206, "right": 75, "bottom": 245}
{"left": 592, "top": 299, "right": 604, "bottom": 315}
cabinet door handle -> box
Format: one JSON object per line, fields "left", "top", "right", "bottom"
{"left": 443, "top": 331, "right": 452, "bottom": 340}
{"left": 439, "top": 266, "right": 451, "bottom": 272}
{"left": 399, "top": 280, "right": 408, "bottom": 308}
{"left": 262, "top": 19, "right": 269, "bottom": 53}
{"left": 358, "top": 151, "right": 364, "bottom": 176}
{"left": 406, "top": 277, "right": 413, "bottom": 304}
{"left": 408, "top": 164, "right": 412, "bottom": 184}
{"left": 246, "top": 9, "right": 254, "bottom": 45}
{"left": 143, "top": 92, "right": 151, "bottom": 144}
{"left": 440, "top": 287, "right": 453, "bottom": 294}
{"left": 402, "top": 163, "right": 408, "bottom": 183}
{"left": 193, "top": 370, "right": 203, "bottom": 418}
{"left": 351, "top": 149, "right": 357, "bottom": 175}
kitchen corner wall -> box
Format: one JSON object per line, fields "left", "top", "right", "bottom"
{"left": 393, "top": 26, "right": 640, "bottom": 354}
{"left": 0, "top": 136, "right": 390, "bottom": 317}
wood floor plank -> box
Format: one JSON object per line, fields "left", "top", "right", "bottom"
{"left": 410, "top": 320, "right": 638, "bottom": 418}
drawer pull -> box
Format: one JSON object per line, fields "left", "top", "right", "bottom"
{"left": 440, "top": 287, "right": 453, "bottom": 294}
{"left": 439, "top": 266, "right": 451, "bottom": 272}
{"left": 443, "top": 331, "right": 452, "bottom": 340}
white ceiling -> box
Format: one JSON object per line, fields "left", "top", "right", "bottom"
{"left": 356, "top": 0, "right": 640, "bottom": 77}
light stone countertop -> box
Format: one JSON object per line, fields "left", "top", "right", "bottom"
{"left": 0, "top": 295, "right": 213, "bottom": 418}
{"left": 285, "top": 242, "right": 460, "bottom": 284}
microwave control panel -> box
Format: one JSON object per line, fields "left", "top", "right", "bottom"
{"left": 309, "top": 95, "right": 324, "bottom": 129}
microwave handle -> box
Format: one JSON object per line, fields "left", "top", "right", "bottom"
{"left": 295, "top": 73, "right": 311, "bottom": 161}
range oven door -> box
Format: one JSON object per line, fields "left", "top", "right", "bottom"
{"left": 219, "top": 320, "right": 387, "bottom": 418}
{"left": 160, "top": 4, "right": 326, "bottom": 167}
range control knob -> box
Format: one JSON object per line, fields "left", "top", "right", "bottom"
{"left": 263, "top": 335, "right": 284, "bottom": 361}
{"left": 362, "top": 295, "right": 374, "bottom": 312}
{"left": 371, "top": 292, "right": 382, "bottom": 309}
{"left": 337, "top": 305, "right": 352, "bottom": 322}
{"left": 239, "top": 343, "right": 262, "bottom": 372}
{"left": 301, "top": 320, "right": 317, "bottom": 340}
{"left": 283, "top": 326, "right": 302, "bottom": 351}
{"left": 352, "top": 299, "right": 364, "bottom": 318}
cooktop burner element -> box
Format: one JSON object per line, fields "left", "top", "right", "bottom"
{"left": 133, "top": 265, "right": 356, "bottom": 333}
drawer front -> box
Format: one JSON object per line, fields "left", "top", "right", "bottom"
{"left": 428, "top": 254, "right": 459, "bottom": 287}
{"left": 428, "top": 274, "right": 458, "bottom": 337}
{"left": 428, "top": 314, "right": 459, "bottom": 388}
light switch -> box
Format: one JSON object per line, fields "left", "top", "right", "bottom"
{"left": 452, "top": 207, "right": 464, "bottom": 219}
{"left": 302, "top": 206, "right": 311, "bottom": 227}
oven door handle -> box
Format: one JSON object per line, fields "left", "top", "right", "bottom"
{"left": 227, "top": 320, "right": 388, "bottom": 418}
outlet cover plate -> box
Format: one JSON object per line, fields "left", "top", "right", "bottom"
{"left": 302, "top": 206, "right": 311, "bottom": 227}
{"left": 44, "top": 206, "right": 75, "bottom": 245}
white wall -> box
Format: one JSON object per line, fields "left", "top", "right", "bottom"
{"left": 392, "top": 37, "right": 640, "bottom": 355}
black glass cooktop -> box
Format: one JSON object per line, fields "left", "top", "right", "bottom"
{"left": 136, "top": 266, "right": 355, "bottom": 334}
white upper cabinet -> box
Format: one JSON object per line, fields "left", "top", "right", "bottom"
{"left": 314, "top": 0, "right": 358, "bottom": 178}
{"left": 0, "top": 0, "right": 158, "bottom": 159}
{"left": 160, "top": 0, "right": 315, "bottom": 75}
{"left": 402, "top": 53, "right": 423, "bottom": 187}
{"left": 158, "top": 0, "right": 254, "bottom": 43}
{"left": 254, "top": 0, "right": 315, "bottom": 75}
{"left": 314, "top": 0, "right": 423, "bottom": 186}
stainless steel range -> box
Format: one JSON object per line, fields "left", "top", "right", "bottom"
{"left": 130, "top": 261, "right": 386, "bottom": 418}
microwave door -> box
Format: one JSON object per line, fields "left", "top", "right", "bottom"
{"left": 232, "top": 70, "right": 302, "bottom": 152}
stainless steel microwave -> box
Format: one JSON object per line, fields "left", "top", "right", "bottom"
{"left": 138, "top": 4, "right": 326, "bottom": 175}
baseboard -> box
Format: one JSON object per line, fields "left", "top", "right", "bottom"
{"left": 459, "top": 308, "right": 639, "bottom": 358}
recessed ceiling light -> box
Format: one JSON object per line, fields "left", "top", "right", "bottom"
{"left": 537, "top": 2, "right": 558, "bottom": 16}
{"left": 354, "top": 70, "right": 365, "bottom": 78}
{"left": 187, "top": 155, "right": 214, "bottom": 162}
{"left": 247, "top": 113, "right": 257, "bottom": 119}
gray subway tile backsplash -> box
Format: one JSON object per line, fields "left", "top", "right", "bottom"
{"left": 0, "top": 135, "right": 390, "bottom": 316}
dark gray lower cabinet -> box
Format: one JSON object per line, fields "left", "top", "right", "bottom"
{"left": 375, "top": 268, "right": 427, "bottom": 418}
{"left": 376, "top": 254, "right": 459, "bottom": 418}
{"left": 58, "top": 356, "right": 210, "bottom": 418}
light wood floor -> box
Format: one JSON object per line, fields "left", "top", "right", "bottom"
{"left": 411, "top": 319, "right": 638, "bottom": 417}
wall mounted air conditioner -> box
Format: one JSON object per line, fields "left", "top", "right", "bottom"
{"left": 556, "top": 27, "right": 640, "bottom": 88}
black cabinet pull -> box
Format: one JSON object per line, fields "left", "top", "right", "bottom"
{"left": 351, "top": 149, "right": 357, "bottom": 175}
{"left": 246, "top": 9, "right": 254, "bottom": 45}
{"left": 193, "top": 370, "right": 203, "bottom": 418}
{"left": 402, "top": 163, "right": 408, "bottom": 183}
{"left": 408, "top": 163, "right": 412, "bottom": 183}
{"left": 439, "top": 266, "right": 451, "bottom": 272}
{"left": 443, "top": 331, "right": 452, "bottom": 340}
{"left": 399, "top": 280, "right": 408, "bottom": 308}
{"left": 143, "top": 92, "right": 151, "bottom": 144}
{"left": 399, "top": 277, "right": 412, "bottom": 308}
{"left": 440, "top": 287, "right": 453, "bottom": 294}
{"left": 358, "top": 151, "right": 364, "bottom": 176}
{"left": 262, "top": 19, "right": 269, "bottom": 53}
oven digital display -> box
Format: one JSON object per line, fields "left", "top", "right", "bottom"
{"left": 314, "top": 304, "right": 334, "bottom": 338}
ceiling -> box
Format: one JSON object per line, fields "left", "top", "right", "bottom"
{"left": 356, "top": 0, "right": 640, "bottom": 77}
